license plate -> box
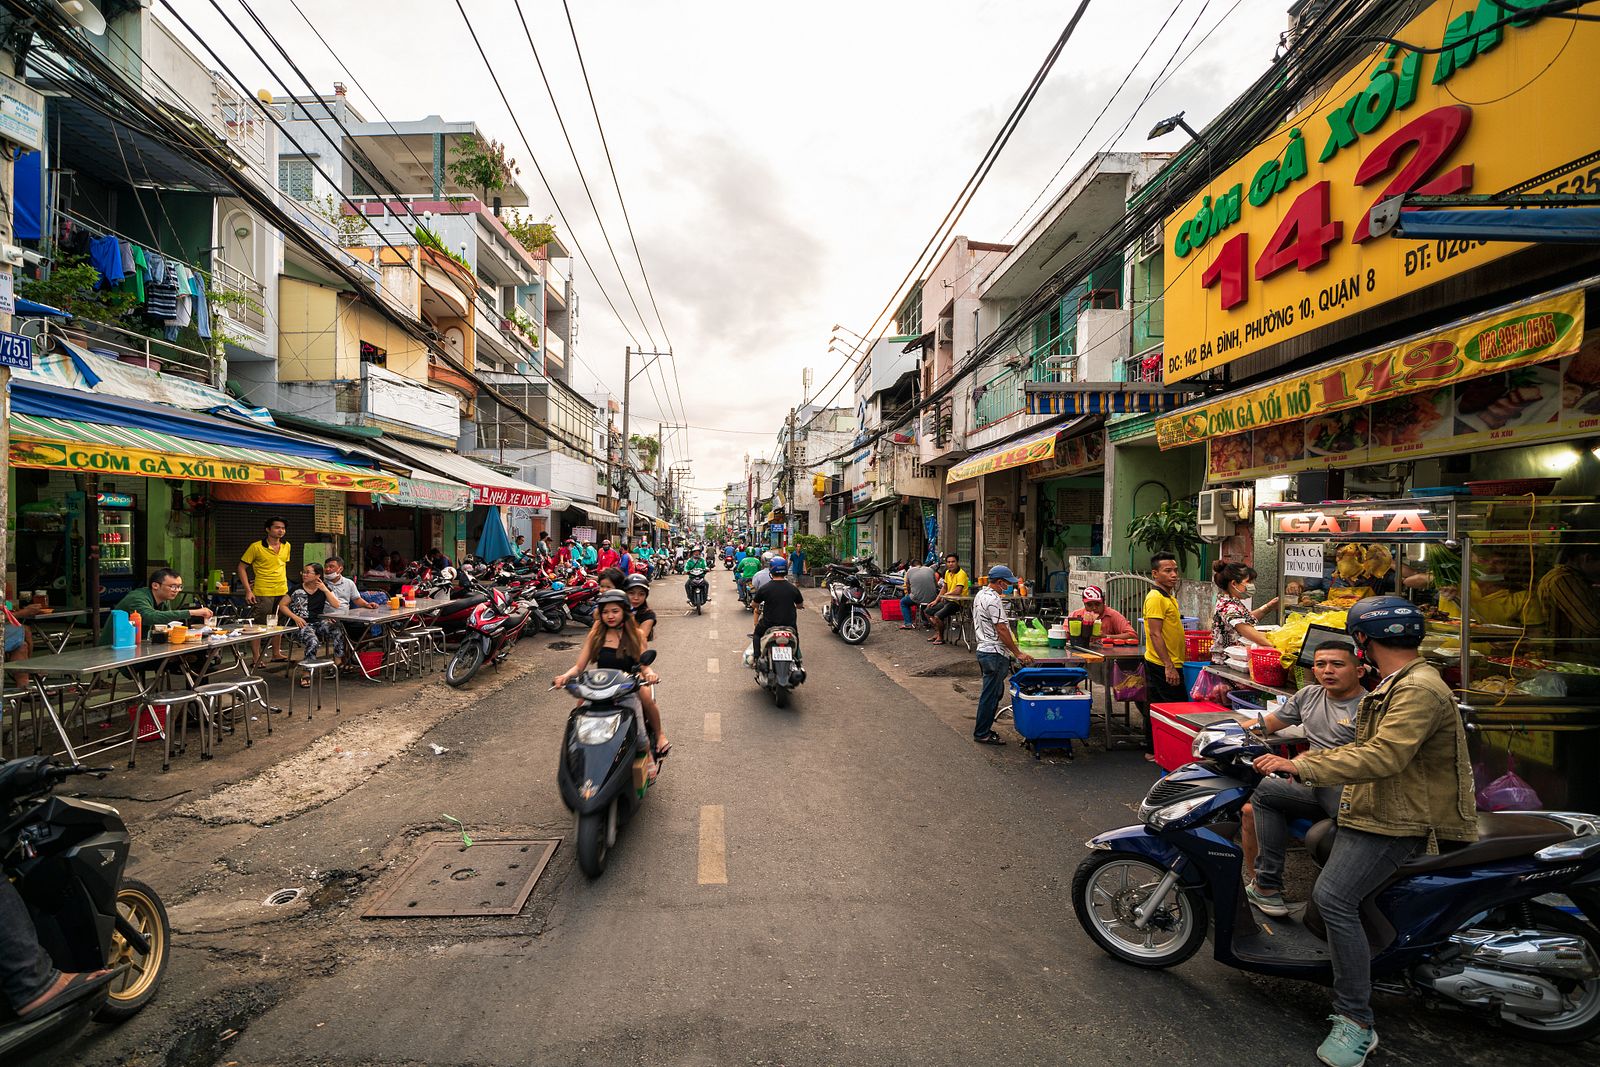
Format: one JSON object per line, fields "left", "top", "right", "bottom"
{"left": 770, "top": 646, "right": 793, "bottom": 661}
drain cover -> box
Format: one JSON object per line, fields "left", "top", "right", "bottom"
{"left": 363, "top": 838, "right": 558, "bottom": 918}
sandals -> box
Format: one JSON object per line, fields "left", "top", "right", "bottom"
{"left": 16, "top": 969, "right": 116, "bottom": 1022}
{"left": 974, "top": 731, "right": 1005, "bottom": 746}
{"left": 654, "top": 739, "right": 672, "bottom": 759}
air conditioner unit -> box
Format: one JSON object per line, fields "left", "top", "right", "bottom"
{"left": 937, "top": 319, "right": 954, "bottom": 344}
{"left": 1196, "top": 488, "right": 1239, "bottom": 541}
{"left": 1140, "top": 224, "right": 1162, "bottom": 258}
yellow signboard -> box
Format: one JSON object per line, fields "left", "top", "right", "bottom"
{"left": 1158, "top": 290, "right": 1584, "bottom": 448}
{"left": 947, "top": 429, "right": 1057, "bottom": 483}
{"left": 1162, "top": 1, "right": 1599, "bottom": 382}
{"left": 8, "top": 439, "right": 399, "bottom": 493}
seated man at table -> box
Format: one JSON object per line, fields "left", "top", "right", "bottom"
{"left": 927, "top": 553, "right": 969, "bottom": 645}
{"left": 1242, "top": 641, "right": 1363, "bottom": 917}
{"left": 98, "top": 569, "right": 213, "bottom": 645}
{"left": 1067, "top": 585, "right": 1134, "bottom": 639}
{"left": 322, "top": 555, "right": 362, "bottom": 607}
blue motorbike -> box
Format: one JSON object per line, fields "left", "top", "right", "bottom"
{"left": 1074, "top": 721, "right": 1600, "bottom": 1043}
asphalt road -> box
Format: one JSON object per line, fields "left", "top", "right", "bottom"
{"left": 34, "top": 574, "right": 1600, "bottom": 1067}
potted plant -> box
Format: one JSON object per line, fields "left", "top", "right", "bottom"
{"left": 1125, "top": 500, "right": 1203, "bottom": 572}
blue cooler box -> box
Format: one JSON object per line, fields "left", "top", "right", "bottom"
{"left": 1010, "top": 667, "right": 1091, "bottom": 754}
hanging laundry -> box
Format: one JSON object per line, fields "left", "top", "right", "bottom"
{"left": 147, "top": 253, "right": 168, "bottom": 286}
{"left": 120, "top": 244, "right": 147, "bottom": 302}
{"left": 89, "top": 235, "right": 125, "bottom": 288}
{"left": 144, "top": 280, "right": 180, "bottom": 321}
{"left": 191, "top": 274, "right": 211, "bottom": 340}
{"left": 118, "top": 240, "right": 135, "bottom": 275}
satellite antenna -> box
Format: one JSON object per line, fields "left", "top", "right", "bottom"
{"left": 54, "top": 1, "right": 107, "bottom": 35}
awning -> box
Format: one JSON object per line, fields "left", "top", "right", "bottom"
{"left": 655, "top": 518, "right": 670, "bottom": 532}
{"left": 947, "top": 421, "right": 1081, "bottom": 484}
{"left": 377, "top": 475, "right": 473, "bottom": 511}
{"left": 565, "top": 501, "right": 619, "bottom": 524}
{"left": 1390, "top": 207, "right": 1600, "bottom": 244}
{"left": 1025, "top": 389, "right": 1185, "bottom": 417}
{"left": 845, "top": 497, "right": 897, "bottom": 522}
{"left": 7, "top": 412, "right": 399, "bottom": 493}
{"left": 21, "top": 342, "right": 274, "bottom": 425}
{"left": 376, "top": 438, "right": 551, "bottom": 509}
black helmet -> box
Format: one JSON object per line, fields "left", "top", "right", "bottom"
{"left": 624, "top": 574, "right": 651, "bottom": 591}
{"left": 1346, "top": 596, "right": 1425, "bottom": 642}
{"left": 594, "top": 589, "right": 630, "bottom": 610}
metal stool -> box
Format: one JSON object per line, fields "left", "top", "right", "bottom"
{"left": 137, "top": 689, "right": 208, "bottom": 771}
{"left": 289, "top": 658, "right": 340, "bottom": 720}
{"left": 1, "top": 688, "right": 31, "bottom": 760}
{"left": 388, "top": 634, "right": 423, "bottom": 681}
{"left": 233, "top": 676, "right": 273, "bottom": 735}
{"left": 196, "top": 681, "right": 252, "bottom": 753}
{"left": 410, "top": 625, "right": 447, "bottom": 672}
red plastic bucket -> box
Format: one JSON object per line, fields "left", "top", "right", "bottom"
{"left": 127, "top": 703, "right": 168, "bottom": 742}
{"left": 357, "top": 649, "right": 386, "bottom": 674}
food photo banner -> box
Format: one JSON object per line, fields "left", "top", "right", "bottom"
{"left": 1158, "top": 291, "right": 1584, "bottom": 448}
{"left": 1204, "top": 336, "right": 1600, "bottom": 482}
{"left": 1160, "top": 0, "right": 1598, "bottom": 382}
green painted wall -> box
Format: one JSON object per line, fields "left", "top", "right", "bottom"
{"left": 1108, "top": 442, "right": 1208, "bottom": 579}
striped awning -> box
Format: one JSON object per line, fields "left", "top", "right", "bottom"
{"left": 7, "top": 413, "right": 399, "bottom": 493}
{"left": 1025, "top": 390, "right": 1184, "bottom": 416}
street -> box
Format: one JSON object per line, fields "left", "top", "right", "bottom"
{"left": 26, "top": 576, "right": 1595, "bottom": 1067}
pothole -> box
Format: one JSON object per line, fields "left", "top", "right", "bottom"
{"left": 915, "top": 661, "right": 983, "bottom": 678}
{"left": 548, "top": 641, "right": 578, "bottom": 651}
{"left": 261, "top": 888, "right": 303, "bottom": 907}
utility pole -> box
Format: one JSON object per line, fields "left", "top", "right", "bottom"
{"left": 619, "top": 346, "right": 632, "bottom": 545}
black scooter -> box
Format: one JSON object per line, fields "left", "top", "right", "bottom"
{"left": 753, "top": 625, "right": 804, "bottom": 707}
{"left": 0, "top": 757, "right": 171, "bottom": 1061}
{"left": 685, "top": 569, "right": 709, "bottom": 614}
{"left": 556, "top": 651, "right": 661, "bottom": 878}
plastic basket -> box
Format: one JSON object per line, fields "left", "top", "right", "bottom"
{"left": 1249, "top": 646, "right": 1288, "bottom": 687}
{"left": 126, "top": 703, "right": 168, "bottom": 743}
{"left": 1184, "top": 630, "right": 1213, "bottom": 660}
{"left": 880, "top": 598, "right": 903, "bottom": 622}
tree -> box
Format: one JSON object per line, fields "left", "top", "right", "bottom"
{"left": 503, "top": 210, "right": 557, "bottom": 255}
{"left": 447, "top": 134, "right": 519, "bottom": 204}
{"left": 630, "top": 434, "right": 660, "bottom": 471}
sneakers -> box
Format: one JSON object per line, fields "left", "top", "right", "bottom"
{"left": 1244, "top": 880, "right": 1290, "bottom": 918}
{"left": 1317, "top": 1015, "right": 1378, "bottom": 1067}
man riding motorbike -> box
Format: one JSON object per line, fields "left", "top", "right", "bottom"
{"left": 1250, "top": 596, "right": 1475, "bottom": 1067}
{"left": 750, "top": 555, "right": 804, "bottom": 666}
{"left": 736, "top": 550, "right": 761, "bottom": 604}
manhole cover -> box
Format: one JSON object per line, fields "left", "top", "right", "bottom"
{"left": 363, "top": 839, "right": 559, "bottom": 918}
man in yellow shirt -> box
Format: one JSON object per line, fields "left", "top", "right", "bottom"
{"left": 1141, "top": 552, "right": 1186, "bottom": 760}
{"left": 927, "top": 553, "right": 969, "bottom": 645}
{"left": 239, "top": 516, "right": 292, "bottom": 664}
{"left": 1533, "top": 537, "right": 1600, "bottom": 645}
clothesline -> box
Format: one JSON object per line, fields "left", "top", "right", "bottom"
{"left": 56, "top": 207, "right": 212, "bottom": 284}
{"left": 58, "top": 207, "right": 211, "bottom": 342}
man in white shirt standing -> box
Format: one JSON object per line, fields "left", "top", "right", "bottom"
{"left": 972, "top": 565, "right": 1034, "bottom": 745}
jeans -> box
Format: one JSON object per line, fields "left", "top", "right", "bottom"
{"left": 0, "top": 878, "right": 57, "bottom": 1011}
{"left": 899, "top": 595, "right": 917, "bottom": 625}
{"left": 1251, "top": 776, "right": 1342, "bottom": 893}
{"left": 975, "top": 652, "right": 1010, "bottom": 738}
{"left": 1313, "top": 826, "right": 1424, "bottom": 1026}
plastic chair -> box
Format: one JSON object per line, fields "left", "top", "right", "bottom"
{"left": 289, "top": 658, "right": 340, "bottom": 720}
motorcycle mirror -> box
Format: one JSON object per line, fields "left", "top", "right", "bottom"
{"left": 440, "top": 567, "right": 457, "bottom": 580}
{"left": 638, "top": 649, "right": 658, "bottom": 666}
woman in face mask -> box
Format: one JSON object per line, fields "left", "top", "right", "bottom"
{"left": 1210, "top": 561, "right": 1280, "bottom": 666}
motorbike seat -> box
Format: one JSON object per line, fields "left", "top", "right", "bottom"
{"left": 1305, "top": 812, "right": 1574, "bottom": 873}
{"left": 437, "top": 592, "right": 487, "bottom": 614}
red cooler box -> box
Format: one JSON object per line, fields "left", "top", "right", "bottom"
{"left": 1150, "top": 701, "right": 1235, "bottom": 772}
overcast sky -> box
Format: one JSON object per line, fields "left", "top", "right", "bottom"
{"left": 169, "top": 0, "right": 1291, "bottom": 514}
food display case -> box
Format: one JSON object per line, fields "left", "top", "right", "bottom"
{"left": 1260, "top": 495, "right": 1600, "bottom": 813}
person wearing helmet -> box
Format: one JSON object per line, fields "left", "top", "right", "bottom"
{"left": 751, "top": 555, "right": 803, "bottom": 662}
{"left": 1067, "top": 585, "right": 1134, "bottom": 639}
{"left": 554, "top": 588, "right": 667, "bottom": 764}
{"left": 736, "top": 549, "right": 761, "bottom": 602}
{"left": 1252, "top": 596, "right": 1475, "bottom": 1067}
{"left": 624, "top": 574, "right": 657, "bottom": 642}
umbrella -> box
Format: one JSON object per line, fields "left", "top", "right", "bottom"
{"left": 475, "top": 508, "right": 516, "bottom": 563}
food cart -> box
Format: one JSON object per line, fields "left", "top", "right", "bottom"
{"left": 1253, "top": 495, "right": 1600, "bottom": 813}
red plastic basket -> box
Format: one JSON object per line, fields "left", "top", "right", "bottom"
{"left": 1184, "top": 630, "right": 1213, "bottom": 660}
{"left": 1249, "top": 646, "right": 1288, "bottom": 687}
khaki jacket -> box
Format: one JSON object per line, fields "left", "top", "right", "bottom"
{"left": 1293, "top": 659, "right": 1477, "bottom": 851}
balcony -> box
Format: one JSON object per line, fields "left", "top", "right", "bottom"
{"left": 212, "top": 258, "right": 268, "bottom": 348}
{"left": 428, "top": 357, "right": 479, "bottom": 399}
{"left": 543, "top": 331, "right": 565, "bottom": 370}
{"left": 210, "top": 78, "right": 272, "bottom": 183}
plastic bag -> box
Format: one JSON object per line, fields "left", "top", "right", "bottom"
{"left": 1188, "top": 667, "right": 1233, "bottom": 704}
{"left": 1016, "top": 618, "right": 1050, "bottom": 646}
{"left": 1111, "top": 661, "right": 1146, "bottom": 704}
{"left": 1476, "top": 757, "right": 1542, "bottom": 811}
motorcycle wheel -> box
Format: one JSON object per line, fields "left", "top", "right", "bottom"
{"left": 860, "top": 588, "right": 882, "bottom": 608}
{"left": 1072, "top": 853, "right": 1206, "bottom": 968}
{"left": 1494, "top": 903, "right": 1600, "bottom": 1042}
{"left": 772, "top": 686, "right": 789, "bottom": 709}
{"left": 839, "top": 611, "right": 870, "bottom": 644}
{"left": 694, "top": 603, "right": 703, "bottom": 615}
{"left": 97, "top": 878, "right": 171, "bottom": 1020}
{"left": 445, "top": 641, "right": 486, "bottom": 688}
{"left": 540, "top": 612, "right": 565, "bottom": 634}
{"left": 576, "top": 799, "right": 617, "bottom": 878}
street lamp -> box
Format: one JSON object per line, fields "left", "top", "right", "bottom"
{"left": 1148, "top": 111, "right": 1202, "bottom": 142}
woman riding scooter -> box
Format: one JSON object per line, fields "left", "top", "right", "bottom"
{"left": 624, "top": 574, "right": 669, "bottom": 757}
{"left": 554, "top": 590, "right": 668, "bottom": 771}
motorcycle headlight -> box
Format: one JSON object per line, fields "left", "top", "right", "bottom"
{"left": 1145, "top": 794, "right": 1215, "bottom": 830}
{"left": 574, "top": 713, "right": 622, "bottom": 745}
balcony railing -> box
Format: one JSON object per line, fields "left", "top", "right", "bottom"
{"left": 544, "top": 331, "right": 566, "bottom": 368}
{"left": 212, "top": 258, "right": 267, "bottom": 344}
{"left": 211, "top": 79, "right": 272, "bottom": 180}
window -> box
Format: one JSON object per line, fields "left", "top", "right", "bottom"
{"left": 1131, "top": 250, "right": 1165, "bottom": 355}
{"left": 360, "top": 341, "right": 387, "bottom": 367}
{"left": 894, "top": 285, "right": 922, "bottom": 338}
{"left": 278, "top": 158, "right": 313, "bottom": 201}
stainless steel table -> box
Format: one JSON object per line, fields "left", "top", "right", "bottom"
{"left": 322, "top": 600, "right": 446, "bottom": 680}
{"left": 24, "top": 608, "right": 113, "bottom": 654}
{"left": 1, "top": 628, "right": 275, "bottom": 764}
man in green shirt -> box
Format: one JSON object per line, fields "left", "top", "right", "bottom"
{"left": 736, "top": 552, "right": 761, "bottom": 604}
{"left": 99, "top": 569, "right": 213, "bottom": 645}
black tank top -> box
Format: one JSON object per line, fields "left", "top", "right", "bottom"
{"left": 595, "top": 632, "right": 639, "bottom": 671}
